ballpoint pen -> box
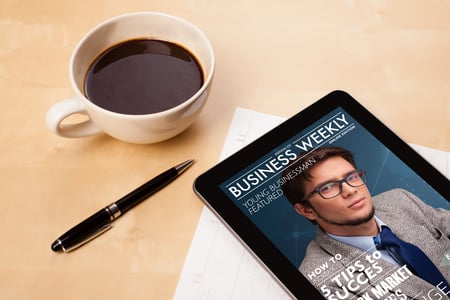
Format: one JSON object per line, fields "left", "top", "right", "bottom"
{"left": 51, "top": 159, "right": 194, "bottom": 252}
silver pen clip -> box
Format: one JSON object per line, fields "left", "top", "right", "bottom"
{"left": 62, "top": 223, "right": 112, "bottom": 252}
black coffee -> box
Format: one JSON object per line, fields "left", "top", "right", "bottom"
{"left": 84, "top": 38, "right": 203, "bottom": 115}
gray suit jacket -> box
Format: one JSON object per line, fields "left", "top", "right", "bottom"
{"left": 299, "top": 188, "right": 450, "bottom": 299}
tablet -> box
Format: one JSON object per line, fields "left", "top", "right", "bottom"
{"left": 194, "top": 90, "right": 450, "bottom": 299}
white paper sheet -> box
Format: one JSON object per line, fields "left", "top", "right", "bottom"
{"left": 174, "top": 107, "right": 450, "bottom": 299}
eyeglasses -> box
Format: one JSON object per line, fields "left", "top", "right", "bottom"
{"left": 303, "top": 170, "right": 367, "bottom": 201}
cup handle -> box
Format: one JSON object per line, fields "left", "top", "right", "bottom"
{"left": 46, "top": 97, "right": 102, "bottom": 138}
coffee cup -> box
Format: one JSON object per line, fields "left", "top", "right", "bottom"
{"left": 46, "top": 12, "right": 215, "bottom": 144}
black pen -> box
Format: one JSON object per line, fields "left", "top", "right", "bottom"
{"left": 51, "top": 159, "right": 194, "bottom": 252}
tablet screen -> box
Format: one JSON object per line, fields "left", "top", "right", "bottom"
{"left": 195, "top": 91, "right": 450, "bottom": 299}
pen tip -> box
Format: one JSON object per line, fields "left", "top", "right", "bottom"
{"left": 175, "top": 159, "right": 195, "bottom": 174}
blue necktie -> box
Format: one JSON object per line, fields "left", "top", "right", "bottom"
{"left": 374, "top": 226, "right": 449, "bottom": 291}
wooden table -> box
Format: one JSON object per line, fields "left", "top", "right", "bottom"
{"left": 1, "top": 1, "right": 449, "bottom": 299}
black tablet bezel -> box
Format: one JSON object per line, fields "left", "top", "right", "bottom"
{"left": 193, "top": 90, "right": 450, "bottom": 299}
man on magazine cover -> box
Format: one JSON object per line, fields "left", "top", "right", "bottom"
{"left": 282, "top": 146, "right": 450, "bottom": 299}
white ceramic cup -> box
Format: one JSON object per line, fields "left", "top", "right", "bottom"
{"left": 46, "top": 12, "right": 215, "bottom": 144}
